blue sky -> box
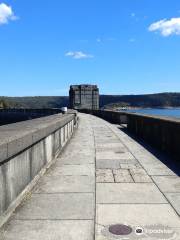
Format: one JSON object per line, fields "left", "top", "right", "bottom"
{"left": 0, "top": 0, "right": 180, "bottom": 96}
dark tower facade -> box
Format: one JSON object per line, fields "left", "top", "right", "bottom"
{"left": 69, "top": 85, "right": 99, "bottom": 110}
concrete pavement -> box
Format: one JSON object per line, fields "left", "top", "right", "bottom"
{"left": 1, "top": 113, "right": 180, "bottom": 240}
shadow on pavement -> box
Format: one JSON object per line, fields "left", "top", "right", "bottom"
{"left": 117, "top": 125, "right": 180, "bottom": 177}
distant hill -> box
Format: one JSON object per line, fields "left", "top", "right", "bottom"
{"left": 0, "top": 93, "right": 180, "bottom": 109}
{"left": 0, "top": 96, "right": 69, "bottom": 109}
{"left": 100, "top": 93, "right": 180, "bottom": 109}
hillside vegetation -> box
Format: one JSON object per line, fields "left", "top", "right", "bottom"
{"left": 100, "top": 93, "right": 180, "bottom": 108}
{"left": 0, "top": 93, "right": 180, "bottom": 109}
{"left": 0, "top": 96, "right": 69, "bottom": 109}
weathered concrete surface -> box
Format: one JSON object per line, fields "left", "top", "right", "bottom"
{"left": 152, "top": 176, "right": 180, "bottom": 192}
{"left": 130, "top": 168, "right": 152, "bottom": 182}
{"left": 0, "top": 114, "right": 95, "bottom": 240}
{"left": 1, "top": 113, "right": 180, "bottom": 240}
{"left": 1, "top": 220, "right": 94, "bottom": 240}
{"left": 80, "top": 108, "right": 180, "bottom": 161}
{"left": 0, "top": 108, "right": 63, "bottom": 126}
{"left": 14, "top": 193, "right": 94, "bottom": 220}
{"left": 113, "top": 169, "right": 134, "bottom": 182}
{"left": 69, "top": 84, "right": 99, "bottom": 110}
{"left": 0, "top": 113, "right": 75, "bottom": 163}
{"left": 96, "top": 169, "right": 114, "bottom": 183}
{"left": 34, "top": 175, "right": 94, "bottom": 193}
{"left": 96, "top": 204, "right": 180, "bottom": 240}
{"left": 165, "top": 193, "right": 180, "bottom": 216}
{"left": 96, "top": 183, "right": 167, "bottom": 204}
{"left": 0, "top": 114, "right": 76, "bottom": 221}
{"left": 93, "top": 116, "right": 180, "bottom": 239}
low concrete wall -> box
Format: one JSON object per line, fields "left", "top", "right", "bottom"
{"left": 79, "top": 109, "right": 128, "bottom": 124}
{"left": 127, "top": 113, "right": 180, "bottom": 160}
{"left": 0, "top": 108, "right": 63, "bottom": 126}
{"left": 0, "top": 112, "right": 77, "bottom": 221}
{"left": 80, "top": 109, "right": 180, "bottom": 161}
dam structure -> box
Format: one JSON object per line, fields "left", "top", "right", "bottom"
{"left": 0, "top": 105, "right": 180, "bottom": 238}
{"left": 69, "top": 84, "right": 99, "bottom": 110}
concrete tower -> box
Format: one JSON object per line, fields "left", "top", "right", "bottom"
{"left": 69, "top": 84, "right": 99, "bottom": 110}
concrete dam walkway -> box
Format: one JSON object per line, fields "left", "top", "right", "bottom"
{"left": 1, "top": 113, "right": 180, "bottom": 239}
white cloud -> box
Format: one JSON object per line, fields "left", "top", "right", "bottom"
{"left": 0, "top": 3, "right": 17, "bottom": 25}
{"left": 65, "top": 51, "right": 94, "bottom": 59}
{"left": 149, "top": 17, "right": 180, "bottom": 36}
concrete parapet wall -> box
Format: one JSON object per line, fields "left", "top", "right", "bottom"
{"left": 79, "top": 109, "right": 128, "bottom": 124}
{"left": 127, "top": 113, "right": 180, "bottom": 160}
{"left": 0, "top": 109, "right": 63, "bottom": 126}
{"left": 0, "top": 112, "right": 77, "bottom": 219}
{"left": 79, "top": 109, "right": 180, "bottom": 161}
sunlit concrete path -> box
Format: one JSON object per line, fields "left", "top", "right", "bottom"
{"left": 1, "top": 113, "right": 180, "bottom": 240}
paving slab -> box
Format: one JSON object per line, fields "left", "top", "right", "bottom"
{"left": 94, "top": 136, "right": 116, "bottom": 139}
{"left": 95, "top": 138, "right": 119, "bottom": 144}
{"left": 113, "top": 169, "right": 134, "bottom": 183}
{"left": 96, "top": 204, "right": 180, "bottom": 240}
{"left": 96, "top": 147, "right": 126, "bottom": 153}
{"left": 94, "top": 135, "right": 114, "bottom": 139}
{"left": 14, "top": 193, "right": 94, "bottom": 220}
{"left": 62, "top": 152, "right": 95, "bottom": 159}
{"left": 46, "top": 164, "right": 95, "bottom": 177}
{"left": 141, "top": 163, "right": 176, "bottom": 176}
{"left": 95, "top": 142, "right": 125, "bottom": 149}
{"left": 97, "top": 158, "right": 138, "bottom": 167}
{"left": 96, "top": 151, "right": 134, "bottom": 160}
{"left": 95, "top": 139, "right": 121, "bottom": 144}
{"left": 130, "top": 168, "right": 152, "bottom": 183}
{"left": 152, "top": 176, "right": 180, "bottom": 193}
{"left": 55, "top": 156, "right": 94, "bottom": 165}
{"left": 96, "top": 169, "right": 114, "bottom": 183}
{"left": 96, "top": 204, "right": 180, "bottom": 226}
{"left": 34, "top": 175, "right": 95, "bottom": 193}
{"left": 96, "top": 183, "right": 167, "bottom": 204}
{"left": 1, "top": 220, "right": 94, "bottom": 240}
{"left": 120, "top": 163, "right": 142, "bottom": 169}
{"left": 68, "top": 142, "right": 94, "bottom": 147}
{"left": 96, "top": 159, "right": 121, "bottom": 169}
{"left": 165, "top": 193, "right": 180, "bottom": 216}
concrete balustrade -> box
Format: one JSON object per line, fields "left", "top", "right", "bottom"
{"left": 0, "top": 112, "right": 77, "bottom": 223}
{"left": 79, "top": 109, "right": 180, "bottom": 161}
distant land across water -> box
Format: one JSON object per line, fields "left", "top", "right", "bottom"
{"left": 124, "top": 108, "right": 180, "bottom": 118}
{"left": 1, "top": 93, "right": 180, "bottom": 114}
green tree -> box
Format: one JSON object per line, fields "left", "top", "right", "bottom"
{"left": 0, "top": 99, "right": 9, "bottom": 108}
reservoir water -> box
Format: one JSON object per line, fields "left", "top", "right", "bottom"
{"left": 125, "top": 108, "right": 180, "bottom": 118}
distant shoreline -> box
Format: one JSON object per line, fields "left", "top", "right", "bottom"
{"left": 116, "top": 107, "right": 180, "bottom": 118}
{"left": 116, "top": 107, "right": 180, "bottom": 110}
